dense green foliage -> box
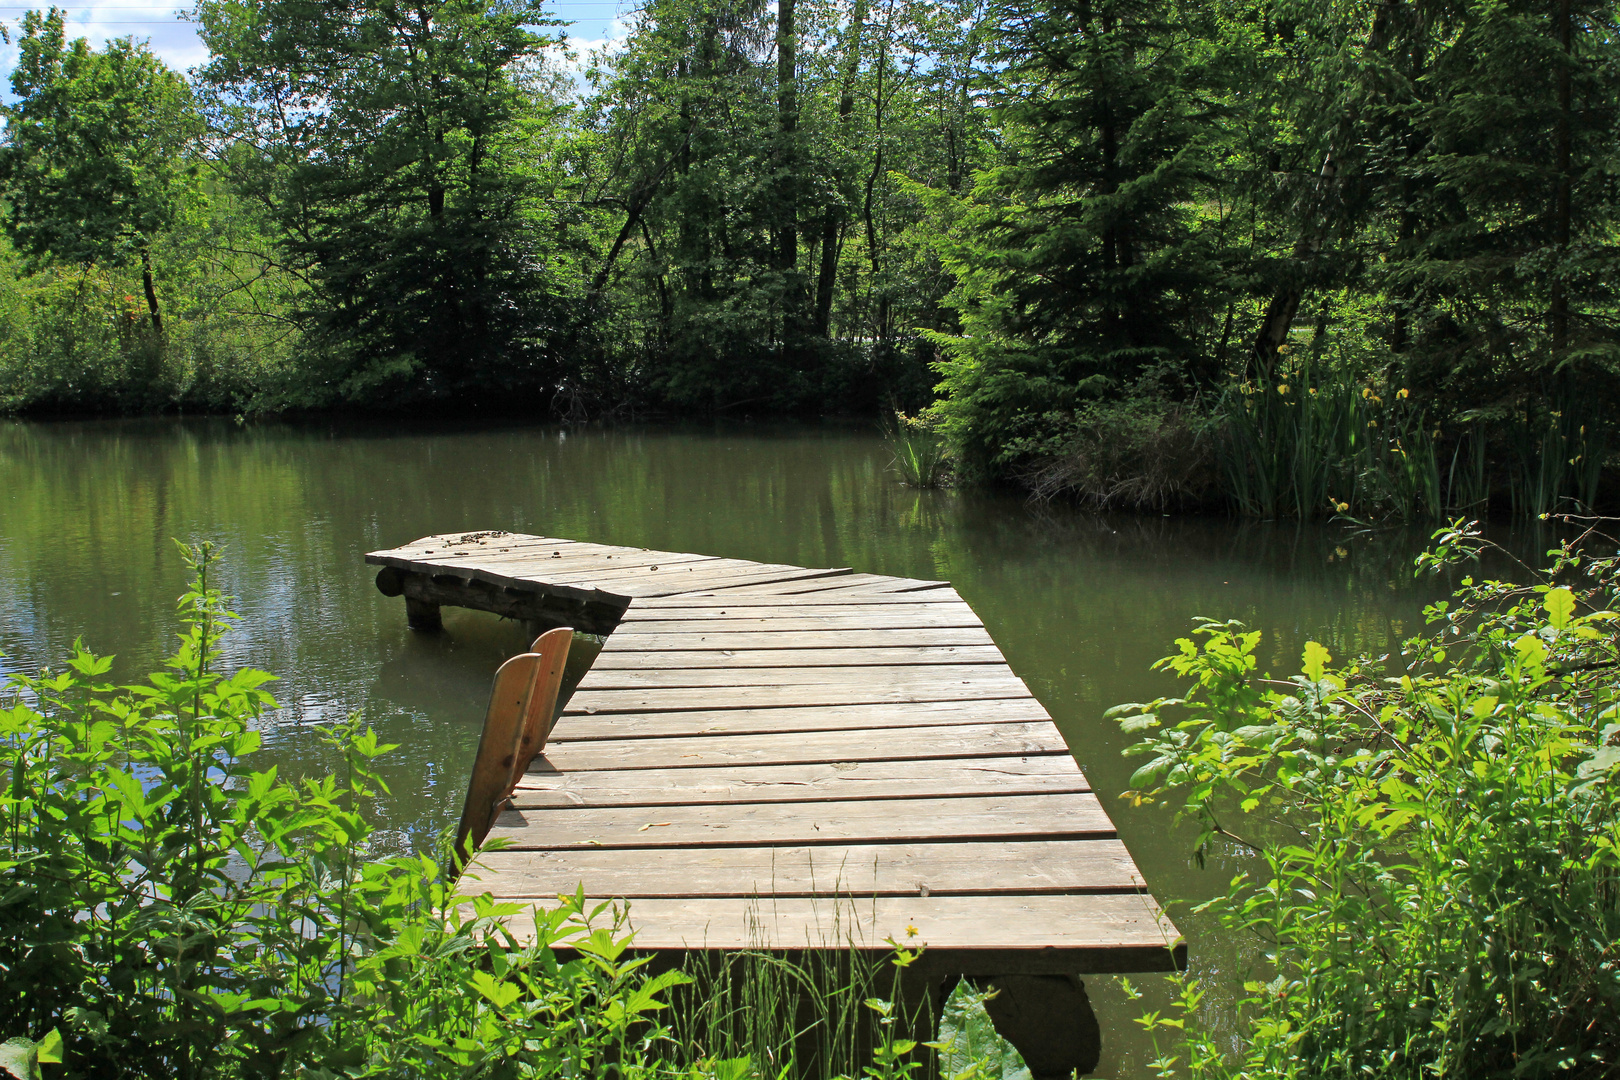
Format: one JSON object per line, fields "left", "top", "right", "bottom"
{"left": 1, "top": 0, "right": 1618, "bottom": 512}
{"left": 1115, "top": 519, "right": 1620, "bottom": 1076}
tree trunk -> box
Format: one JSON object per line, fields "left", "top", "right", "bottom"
{"left": 776, "top": 0, "right": 802, "bottom": 342}
{"left": 140, "top": 243, "right": 163, "bottom": 335}
{"left": 1251, "top": 0, "right": 1400, "bottom": 379}
{"left": 863, "top": 8, "right": 892, "bottom": 344}
{"left": 1550, "top": 0, "right": 1573, "bottom": 353}
{"left": 812, "top": 0, "right": 868, "bottom": 338}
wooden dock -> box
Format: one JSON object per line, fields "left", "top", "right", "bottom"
{"left": 367, "top": 532, "right": 1181, "bottom": 1074}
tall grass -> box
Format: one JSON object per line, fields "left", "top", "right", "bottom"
{"left": 1218, "top": 356, "right": 1445, "bottom": 520}
{"left": 1220, "top": 357, "right": 1608, "bottom": 520}
{"left": 885, "top": 410, "right": 952, "bottom": 488}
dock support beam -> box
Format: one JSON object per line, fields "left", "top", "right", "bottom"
{"left": 975, "top": 975, "right": 1100, "bottom": 1078}
{"left": 374, "top": 566, "right": 629, "bottom": 636}
{"left": 405, "top": 596, "right": 443, "bottom": 631}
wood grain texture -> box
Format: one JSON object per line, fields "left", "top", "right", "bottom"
{"left": 467, "top": 839, "right": 1141, "bottom": 898}
{"left": 511, "top": 627, "right": 574, "bottom": 779}
{"left": 508, "top": 754, "right": 1085, "bottom": 808}
{"left": 367, "top": 532, "right": 1181, "bottom": 969}
{"left": 539, "top": 722, "right": 1069, "bottom": 771}
{"left": 549, "top": 698, "right": 1055, "bottom": 740}
{"left": 493, "top": 894, "right": 1177, "bottom": 967}
{"left": 601, "top": 628, "right": 997, "bottom": 650}
{"left": 486, "top": 792, "right": 1119, "bottom": 849}
{"left": 589, "top": 645, "right": 1005, "bottom": 669}
{"left": 454, "top": 652, "right": 542, "bottom": 862}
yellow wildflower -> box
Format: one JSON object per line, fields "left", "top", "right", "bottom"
{"left": 1277, "top": 383, "right": 1290, "bottom": 395}
{"left": 906, "top": 923, "right": 920, "bottom": 938}
{"left": 1396, "top": 387, "right": 1410, "bottom": 400}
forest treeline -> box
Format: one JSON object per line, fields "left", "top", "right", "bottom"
{"left": 1, "top": 0, "right": 1617, "bottom": 517}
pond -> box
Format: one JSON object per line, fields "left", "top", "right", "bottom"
{"left": 0, "top": 417, "right": 1534, "bottom": 1075}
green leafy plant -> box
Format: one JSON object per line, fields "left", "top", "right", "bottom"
{"left": 1114, "top": 517, "right": 1620, "bottom": 1078}
{"left": 0, "top": 542, "right": 692, "bottom": 1078}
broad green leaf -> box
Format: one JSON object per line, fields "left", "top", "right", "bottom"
{"left": 1544, "top": 587, "right": 1575, "bottom": 630}
{"left": 1301, "top": 641, "right": 1331, "bottom": 682}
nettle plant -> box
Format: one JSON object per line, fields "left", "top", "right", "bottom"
{"left": 0, "top": 543, "right": 686, "bottom": 1080}
{"left": 1114, "top": 518, "right": 1620, "bottom": 1080}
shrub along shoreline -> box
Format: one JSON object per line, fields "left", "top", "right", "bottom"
{"left": 1116, "top": 516, "right": 1620, "bottom": 1077}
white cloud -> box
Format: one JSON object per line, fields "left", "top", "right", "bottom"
{"left": 0, "top": 2, "right": 208, "bottom": 91}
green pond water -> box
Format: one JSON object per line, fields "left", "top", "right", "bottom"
{"left": 0, "top": 417, "right": 1537, "bottom": 1076}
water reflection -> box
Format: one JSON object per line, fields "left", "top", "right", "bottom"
{"left": 0, "top": 417, "right": 1554, "bottom": 1076}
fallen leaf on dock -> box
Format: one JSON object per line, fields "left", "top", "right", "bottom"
{"left": 638, "top": 822, "right": 673, "bottom": 831}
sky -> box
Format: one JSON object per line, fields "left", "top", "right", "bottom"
{"left": 0, "top": 0, "right": 634, "bottom": 86}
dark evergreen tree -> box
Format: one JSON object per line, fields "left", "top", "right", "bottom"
{"left": 927, "top": 0, "right": 1234, "bottom": 477}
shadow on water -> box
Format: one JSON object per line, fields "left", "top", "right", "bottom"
{"left": 0, "top": 416, "right": 1564, "bottom": 1077}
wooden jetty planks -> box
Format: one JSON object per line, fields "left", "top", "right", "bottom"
{"left": 365, "top": 532, "right": 1179, "bottom": 975}
{"left": 467, "top": 839, "right": 1142, "bottom": 898}
{"left": 536, "top": 721, "right": 1070, "bottom": 771}
{"left": 601, "top": 628, "right": 998, "bottom": 650}
{"left": 508, "top": 753, "right": 1086, "bottom": 809}
{"left": 485, "top": 792, "right": 1120, "bottom": 850}
{"left": 548, "top": 698, "right": 1056, "bottom": 741}
{"left": 497, "top": 894, "right": 1173, "bottom": 966}
{"left": 588, "top": 645, "right": 1007, "bottom": 669}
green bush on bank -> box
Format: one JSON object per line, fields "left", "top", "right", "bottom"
{"left": 1115, "top": 519, "right": 1620, "bottom": 1077}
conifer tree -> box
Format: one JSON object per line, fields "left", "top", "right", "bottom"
{"left": 928, "top": 0, "right": 1233, "bottom": 477}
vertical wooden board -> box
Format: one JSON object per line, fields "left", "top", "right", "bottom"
{"left": 512, "top": 627, "right": 574, "bottom": 780}
{"left": 454, "top": 651, "right": 544, "bottom": 861}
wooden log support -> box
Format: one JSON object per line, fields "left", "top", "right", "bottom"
{"left": 367, "top": 532, "right": 1184, "bottom": 1074}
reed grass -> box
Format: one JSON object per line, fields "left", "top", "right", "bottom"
{"left": 1216, "top": 354, "right": 1602, "bottom": 520}
{"left": 885, "top": 410, "right": 952, "bottom": 488}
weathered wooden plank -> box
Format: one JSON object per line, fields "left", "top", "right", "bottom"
{"left": 467, "top": 839, "right": 1141, "bottom": 899}
{"left": 528, "top": 554, "right": 779, "bottom": 582}
{"left": 694, "top": 573, "right": 947, "bottom": 597}
{"left": 550, "top": 698, "right": 1053, "bottom": 740}
{"left": 570, "top": 663, "right": 1029, "bottom": 692}
{"left": 440, "top": 550, "right": 719, "bottom": 577}
{"left": 589, "top": 645, "right": 1005, "bottom": 670}
{"left": 495, "top": 894, "right": 1177, "bottom": 969}
{"left": 623, "top": 565, "right": 854, "bottom": 597}
{"left": 622, "top": 596, "right": 970, "bottom": 613}
{"left": 601, "top": 628, "right": 998, "bottom": 651}
{"left": 566, "top": 681, "right": 1035, "bottom": 713}
{"left": 613, "top": 614, "right": 986, "bottom": 635}
{"left": 486, "top": 792, "right": 1116, "bottom": 850}
{"left": 508, "top": 754, "right": 1083, "bottom": 808}
{"left": 513, "top": 627, "right": 574, "bottom": 773}
{"left": 540, "top": 722, "right": 1068, "bottom": 771}
{"left": 697, "top": 578, "right": 953, "bottom": 598}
